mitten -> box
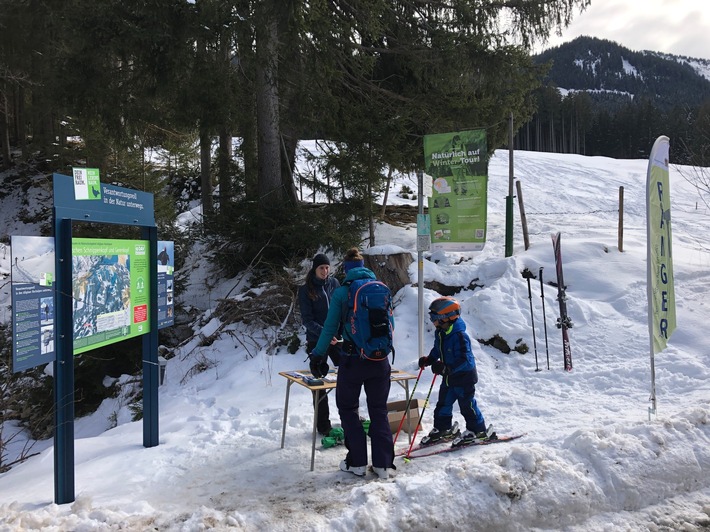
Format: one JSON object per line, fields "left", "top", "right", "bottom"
{"left": 310, "top": 357, "right": 329, "bottom": 378}
{"left": 418, "top": 356, "right": 431, "bottom": 368}
{"left": 431, "top": 360, "right": 450, "bottom": 376}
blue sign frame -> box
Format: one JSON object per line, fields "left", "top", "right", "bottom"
{"left": 52, "top": 173, "right": 159, "bottom": 505}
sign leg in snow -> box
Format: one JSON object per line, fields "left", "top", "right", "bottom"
{"left": 551, "top": 232, "right": 573, "bottom": 371}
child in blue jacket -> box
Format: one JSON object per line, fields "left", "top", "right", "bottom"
{"left": 418, "top": 296, "right": 493, "bottom": 446}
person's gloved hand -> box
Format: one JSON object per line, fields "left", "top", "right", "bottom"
{"left": 431, "top": 360, "right": 450, "bottom": 376}
{"left": 309, "top": 356, "right": 329, "bottom": 379}
{"left": 418, "top": 356, "right": 431, "bottom": 369}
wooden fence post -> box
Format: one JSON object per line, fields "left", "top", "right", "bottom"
{"left": 515, "top": 180, "right": 530, "bottom": 251}
{"left": 618, "top": 186, "right": 624, "bottom": 252}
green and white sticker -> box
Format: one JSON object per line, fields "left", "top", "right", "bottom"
{"left": 72, "top": 168, "right": 101, "bottom": 200}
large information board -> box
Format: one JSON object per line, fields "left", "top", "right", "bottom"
{"left": 71, "top": 238, "right": 151, "bottom": 354}
{"left": 11, "top": 236, "right": 174, "bottom": 369}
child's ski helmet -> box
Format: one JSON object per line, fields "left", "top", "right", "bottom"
{"left": 428, "top": 296, "right": 461, "bottom": 325}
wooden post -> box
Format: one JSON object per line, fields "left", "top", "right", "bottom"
{"left": 618, "top": 186, "right": 624, "bottom": 252}
{"left": 515, "top": 180, "right": 530, "bottom": 251}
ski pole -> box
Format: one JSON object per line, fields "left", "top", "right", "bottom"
{"left": 539, "top": 267, "right": 550, "bottom": 370}
{"left": 405, "top": 373, "right": 438, "bottom": 459}
{"left": 393, "top": 366, "right": 424, "bottom": 445}
{"left": 526, "top": 276, "right": 540, "bottom": 372}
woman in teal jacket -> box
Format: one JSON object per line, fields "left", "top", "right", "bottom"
{"left": 311, "top": 248, "right": 395, "bottom": 479}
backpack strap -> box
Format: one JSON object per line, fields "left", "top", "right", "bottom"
{"left": 340, "top": 280, "right": 352, "bottom": 330}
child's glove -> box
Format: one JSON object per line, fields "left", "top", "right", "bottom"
{"left": 418, "top": 356, "right": 431, "bottom": 368}
{"left": 309, "top": 356, "right": 329, "bottom": 378}
{"left": 431, "top": 361, "right": 450, "bottom": 375}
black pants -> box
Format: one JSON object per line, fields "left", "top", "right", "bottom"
{"left": 307, "top": 341, "right": 341, "bottom": 434}
{"left": 335, "top": 354, "right": 393, "bottom": 468}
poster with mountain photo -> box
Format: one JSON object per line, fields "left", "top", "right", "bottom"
{"left": 10, "top": 236, "right": 56, "bottom": 372}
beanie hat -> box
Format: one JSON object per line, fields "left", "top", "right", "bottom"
{"left": 342, "top": 259, "right": 364, "bottom": 272}
{"left": 312, "top": 253, "right": 330, "bottom": 269}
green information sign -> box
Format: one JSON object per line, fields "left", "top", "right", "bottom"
{"left": 72, "top": 238, "right": 151, "bottom": 354}
{"left": 424, "top": 129, "right": 488, "bottom": 251}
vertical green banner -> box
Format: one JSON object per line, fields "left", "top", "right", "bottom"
{"left": 646, "top": 136, "right": 676, "bottom": 353}
{"left": 424, "top": 129, "right": 488, "bottom": 251}
{"left": 72, "top": 238, "right": 151, "bottom": 354}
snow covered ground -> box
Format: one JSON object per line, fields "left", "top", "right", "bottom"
{"left": 1, "top": 147, "right": 710, "bottom": 531}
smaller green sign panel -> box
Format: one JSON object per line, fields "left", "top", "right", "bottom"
{"left": 71, "top": 168, "right": 102, "bottom": 200}
{"left": 72, "top": 238, "right": 151, "bottom": 354}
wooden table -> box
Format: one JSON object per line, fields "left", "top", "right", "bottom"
{"left": 279, "top": 368, "right": 418, "bottom": 471}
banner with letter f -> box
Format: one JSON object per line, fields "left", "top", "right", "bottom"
{"left": 646, "top": 135, "right": 676, "bottom": 416}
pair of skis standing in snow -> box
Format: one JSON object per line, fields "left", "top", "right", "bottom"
{"left": 527, "top": 232, "right": 573, "bottom": 373}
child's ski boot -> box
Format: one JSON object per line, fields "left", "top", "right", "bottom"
{"left": 451, "top": 425, "right": 497, "bottom": 447}
{"left": 420, "top": 421, "right": 460, "bottom": 446}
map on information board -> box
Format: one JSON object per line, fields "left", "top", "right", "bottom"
{"left": 72, "top": 238, "right": 150, "bottom": 354}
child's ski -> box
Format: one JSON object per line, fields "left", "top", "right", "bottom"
{"left": 402, "top": 434, "right": 524, "bottom": 460}
{"left": 551, "top": 232, "right": 573, "bottom": 371}
{"left": 395, "top": 422, "right": 460, "bottom": 457}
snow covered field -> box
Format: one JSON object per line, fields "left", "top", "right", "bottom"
{"left": 1, "top": 148, "right": 710, "bottom": 531}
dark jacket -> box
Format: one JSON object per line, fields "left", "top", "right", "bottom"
{"left": 429, "top": 318, "right": 477, "bottom": 386}
{"left": 298, "top": 274, "right": 340, "bottom": 344}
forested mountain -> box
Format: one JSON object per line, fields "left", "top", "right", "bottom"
{"left": 517, "top": 36, "right": 710, "bottom": 163}
{"left": 537, "top": 36, "right": 710, "bottom": 109}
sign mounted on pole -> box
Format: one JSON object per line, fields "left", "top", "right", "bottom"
{"left": 71, "top": 238, "right": 151, "bottom": 354}
{"left": 423, "top": 129, "right": 488, "bottom": 251}
{"left": 51, "top": 172, "right": 160, "bottom": 504}
{"left": 11, "top": 236, "right": 56, "bottom": 372}
{"left": 157, "top": 240, "right": 175, "bottom": 329}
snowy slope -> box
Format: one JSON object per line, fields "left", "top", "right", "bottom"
{"left": 0, "top": 148, "right": 710, "bottom": 531}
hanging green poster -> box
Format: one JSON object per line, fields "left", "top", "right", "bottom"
{"left": 424, "top": 129, "right": 488, "bottom": 251}
{"left": 72, "top": 238, "right": 151, "bottom": 354}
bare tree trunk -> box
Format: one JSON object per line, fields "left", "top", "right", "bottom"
{"left": 200, "top": 129, "right": 213, "bottom": 218}
{"left": 218, "top": 127, "right": 232, "bottom": 211}
{"left": 367, "top": 177, "right": 375, "bottom": 246}
{"left": 255, "top": 3, "right": 283, "bottom": 206}
{"left": 380, "top": 166, "right": 393, "bottom": 218}
{"left": 279, "top": 134, "right": 298, "bottom": 205}
{"left": 242, "top": 111, "right": 259, "bottom": 201}
{"left": 17, "top": 85, "right": 27, "bottom": 162}
{"left": 0, "top": 84, "right": 11, "bottom": 170}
